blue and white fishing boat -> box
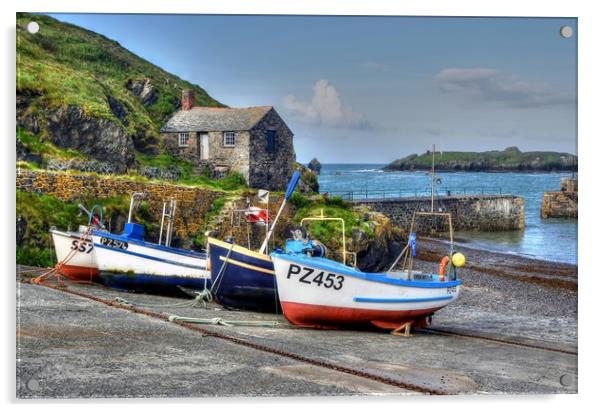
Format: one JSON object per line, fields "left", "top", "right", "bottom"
{"left": 270, "top": 211, "right": 465, "bottom": 335}
{"left": 208, "top": 172, "right": 300, "bottom": 312}
{"left": 91, "top": 194, "right": 210, "bottom": 294}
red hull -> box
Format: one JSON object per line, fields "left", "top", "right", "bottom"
{"left": 58, "top": 264, "right": 99, "bottom": 282}
{"left": 281, "top": 301, "right": 442, "bottom": 330}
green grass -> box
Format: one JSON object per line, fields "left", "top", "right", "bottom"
{"left": 16, "top": 190, "right": 131, "bottom": 267}
{"left": 17, "top": 128, "right": 84, "bottom": 160}
{"left": 16, "top": 12, "right": 224, "bottom": 160}
{"left": 192, "top": 196, "right": 228, "bottom": 249}
{"left": 293, "top": 196, "right": 374, "bottom": 248}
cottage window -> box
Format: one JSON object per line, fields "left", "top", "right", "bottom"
{"left": 266, "top": 130, "right": 276, "bottom": 154}
{"left": 178, "top": 132, "right": 189, "bottom": 147}
{"left": 223, "top": 132, "right": 236, "bottom": 147}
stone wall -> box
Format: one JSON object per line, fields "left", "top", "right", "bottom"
{"left": 541, "top": 178, "right": 578, "bottom": 219}
{"left": 354, "top": 195, "right": 525, "bottom": 232}
{"left": 248, "top": 108, "right": 296, "bottom": 191}
{"left": 163, "top": 130, "right": 251, "bottom": 182}
{"left": 16, "top": 169, "right": 225, "bottom": 247}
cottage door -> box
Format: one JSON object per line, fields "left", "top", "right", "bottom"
{"left": 199, "top": 133, "right": 209, "bottom": 160}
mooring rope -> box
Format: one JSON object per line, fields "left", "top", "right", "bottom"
{"left": 167, "top": 315, "right": 281, "bottom": 328}
{"left": 209, "top": 242, "right": 235, "bottom": 295}
{"left": 30, "top": 226, "right": 94, "bottom": 285}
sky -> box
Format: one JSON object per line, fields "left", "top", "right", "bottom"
{"left": 47, "top": 14, "right": 577, "bottom": 163}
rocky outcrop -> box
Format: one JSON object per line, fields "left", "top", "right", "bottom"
{"left": 351, "top": 210, "right": 405, "bottom": 272}
{"left": 16, "top": 139, "right": 41, "bottom": 164}
{"left": 308, "top": 157, "right": 322, "bottom": 174}
{"left": 18, "top": 105, "right": 136, "bottom": 174}
{"left": 295, "top": 162, "right": 319, "bottom": 194}
{"left": 126, "top": 78, "right": 157, "bottom": 107}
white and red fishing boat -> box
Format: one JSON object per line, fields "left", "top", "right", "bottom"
{"left": 270, "top": 211, "right": 464, "bottom": 334}
{"left": 49, "top": 204, "right": 105, "bottom": 282}
{"left": 50, "top": 225, "right": 98, "bottom": 281}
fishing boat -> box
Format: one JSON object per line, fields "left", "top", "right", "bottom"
{"left": 49, "top": 204, "right": 105, "bottom": 282}
{"left": 208, "top": 237, "right": 278, "bottom": 311}
{"left": 50, "top": 225, "right": 98, "bottom": 281}
{"left": 91, "top": 194, "right": 210, "bottom": 294}
{"left": 270, "top": 211, "right": 464, "bottom": 335}
{"left": 208, "top": 172, "right": 300, "bottom": 312}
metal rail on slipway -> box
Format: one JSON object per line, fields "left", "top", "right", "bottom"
{"left": 27, "top": 278, "right": 577, "bottom": 395}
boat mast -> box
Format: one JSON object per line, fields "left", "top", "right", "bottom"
{"left": 430, "top": 144, "right": 435, "bottom": 213}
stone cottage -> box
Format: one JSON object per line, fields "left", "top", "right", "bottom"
{"left": 160, "top": 90, "right": 296, "bottom": 191}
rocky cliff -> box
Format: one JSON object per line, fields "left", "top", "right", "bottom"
{"left": 16, "top": 13, "right": 224, "bottom": 173}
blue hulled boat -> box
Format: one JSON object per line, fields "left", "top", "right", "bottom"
{"left": 207, "top": 237, "right": 279, "bottom": 312}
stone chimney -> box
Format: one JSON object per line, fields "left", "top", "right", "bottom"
{"left": 181, "top": 89, "right": 194, "bottom": 111}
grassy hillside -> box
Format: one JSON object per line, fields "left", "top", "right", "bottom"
{"left": 384, "top": 147, "right": 577, "bottom": 172}
{"left": 16, "top": 12, "right": 224, "bottom": 158}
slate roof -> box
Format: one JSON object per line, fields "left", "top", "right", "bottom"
{"left": 160, "top": 106, "right": 273, "bottom": 133}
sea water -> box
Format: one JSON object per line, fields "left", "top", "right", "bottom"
{"left": 317, "top": 164, "right": 577, "bottom": 265}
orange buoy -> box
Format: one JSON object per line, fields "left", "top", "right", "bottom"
{"left": 438, "top": 256, "right": 450, "bottom": 281}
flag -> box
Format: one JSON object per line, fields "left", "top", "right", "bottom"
{"left": 257, "top": 189, "right": 270, "bottom": 204}
{"left": 245, "top": 206, "right": 270, "bottom": 225}
{"left": 409, "top": 232, "right": 417, "bottom": 257}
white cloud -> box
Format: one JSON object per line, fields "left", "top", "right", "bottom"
{"left": 434, "top": 68, "right": 572, "bottom": 107}
{"left": 283, "top": 80, "right": 370, "bottom": 129}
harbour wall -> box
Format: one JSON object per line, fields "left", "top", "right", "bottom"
{"left": 540, "top": 178, "right": 578, "bottom": 219}
{"left": 353, "top": 195, "right": 525, "bottom": 232}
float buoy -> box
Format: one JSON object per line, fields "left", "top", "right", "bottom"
{"left": 452, "top": 252, "right": 466, "bottom": 267}
{"left": 438, "top": 256, "right": 450, "bottom": 281}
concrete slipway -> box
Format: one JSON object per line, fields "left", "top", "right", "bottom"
{"left": 16, "top": 262, "right": 577, "bottom": 398}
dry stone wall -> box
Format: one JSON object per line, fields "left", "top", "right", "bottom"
{"left": 16, "top": 169, "right": 225, "bottom": 247}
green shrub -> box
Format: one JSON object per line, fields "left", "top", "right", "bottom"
{"left": 289, "top": 192, "right": 309, "bottom": 209}
{"left": 16, "top": 246, "right": 54, "bottom": 268}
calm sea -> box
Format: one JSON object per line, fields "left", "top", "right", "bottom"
{"left": 318, "top": 164, "right": 577, "bottom": 265}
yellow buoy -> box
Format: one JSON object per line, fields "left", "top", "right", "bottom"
{"left": 452, "top": 253, "right": 466, "bottom": 267}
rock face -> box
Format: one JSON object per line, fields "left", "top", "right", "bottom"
{"left": 308, "top": 158, "right": 322, "bottom": 174}
{"left": 295, "top": 163, "right": 320, "bottom": 194}
{"left": 126, "top": 78, "right": 158, "bottom": 107}
{"left": 16, "top": 139, "right": 41, "bottom": 164}
{"left": 42, "top": 106, "right": 136, "bottom": 173}
{"left": 350, "top": 210, "right": 405, "bottom": 272}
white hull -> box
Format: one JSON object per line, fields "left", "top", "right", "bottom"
{"left": 50, "top": 228, "right": 97, "bottom": 272}
{"left": 91, "top": 233, "right": 209, "bottom": 279}
{"left": 271, "top": 254, "right": 461, "bottom": 329}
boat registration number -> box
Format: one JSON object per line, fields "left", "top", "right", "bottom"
{"left": 287, "top": 264, "right": 344, "bottom": 290}
{"left": 446, "top": 286, "right": 457, "bottom": 294}
{"left": 70, "top": 239, "right": 93, "bottom": 254}
{"left": 100, "top": 237, "right": 129, "bottom": 250}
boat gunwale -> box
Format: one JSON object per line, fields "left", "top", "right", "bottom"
{"left": 208, "top": 237, "right": 272, "bottom": 262}
{"left": 91, "top": 230, "right": 207, "bottom": 259}
{"left": 271, "top": 253, "right": 462, "bottom": 289}
{"left": 93, "top": 242, "right": 207, "bottom": 271}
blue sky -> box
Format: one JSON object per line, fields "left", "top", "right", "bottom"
{"left": 48, "top": 14, "right": 577, "bottom": 163}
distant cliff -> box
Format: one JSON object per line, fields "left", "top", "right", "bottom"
{"left": 383, "top": 147, "right": 577, "bottom": 172}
